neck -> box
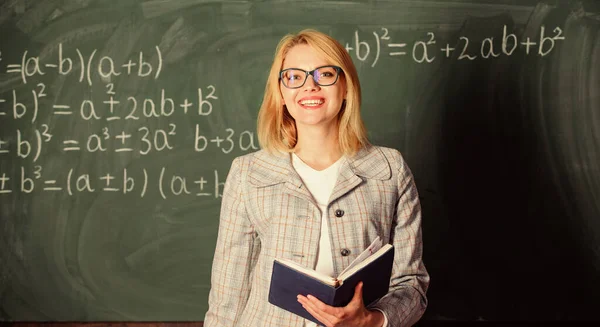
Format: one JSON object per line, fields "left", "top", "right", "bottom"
{"left": 294, "top": 125, "right": 342, "bottom": 170}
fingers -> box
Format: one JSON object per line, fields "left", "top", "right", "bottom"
{"left": 351, "top": 281, "right": 364, "bottom": 305}
{"left": 296, "top": 282, "right": 366, "bottom": 327}
{"left": 297, "top": 295, "right": 334, "bottom": 327}
{"left": 307, "top": 294, "right": 338, "bottom": 313}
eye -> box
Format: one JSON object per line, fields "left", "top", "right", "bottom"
{"left": 283, "top": 70, "right": 303, "bottom": 81}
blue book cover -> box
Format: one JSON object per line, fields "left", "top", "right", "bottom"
{"left": 268, "top": 243, "right": 394, "bottom": 325}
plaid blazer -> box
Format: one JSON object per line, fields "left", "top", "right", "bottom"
{"left": 204, "top": 145, "right": 429, "bottom": 327}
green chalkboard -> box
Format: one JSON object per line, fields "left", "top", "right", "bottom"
{"left": 1, "top": 0, "right": 599, "bottom": 323}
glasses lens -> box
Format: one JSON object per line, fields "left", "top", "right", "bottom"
{"left": 281, "top": 69, "right": 306, "bottom": 88}
{"left": 314, "top": 66, "right": 338, "bottom": 86}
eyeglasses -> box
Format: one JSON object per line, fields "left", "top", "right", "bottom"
{"left": 279, "top": 65, "right": 342, "bottom": 89}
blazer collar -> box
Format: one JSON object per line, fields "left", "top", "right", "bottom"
{"left": 248, "top": 145, "right": 392, "bottom": 188}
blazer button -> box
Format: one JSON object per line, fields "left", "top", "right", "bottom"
{"left": 340, "top": 248, "right": 350, "bottom": 256}
{"left": 334, "top": 209, "right": 344, "bottom": 217}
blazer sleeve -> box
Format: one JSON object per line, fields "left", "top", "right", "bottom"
{"left": 204, "top": 157, "right": 260, "bottom": 326}
{"left": 368, "top": 153, "right": 430, "bottom": 327}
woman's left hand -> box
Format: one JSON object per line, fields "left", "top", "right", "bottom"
{"left": 297, "top": 282, "right": 384, "bottom": 327}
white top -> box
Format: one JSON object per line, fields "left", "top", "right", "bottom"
{"left": 292, "top": 153, "right": 342, "bottom": 283}
{"left": 291, "top": 154, "right": 387, "bottom": 327}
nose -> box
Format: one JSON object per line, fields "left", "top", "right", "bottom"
{"left": 303, "top": 73, "right": 320, "bottom": 91}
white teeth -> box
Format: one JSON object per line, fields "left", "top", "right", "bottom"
{"left": 300, "top": 99, "right": 324, "bottom": 106}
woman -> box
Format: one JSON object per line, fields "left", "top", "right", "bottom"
{"left": 204, "top": 29, "right": 429, "bottom": 327}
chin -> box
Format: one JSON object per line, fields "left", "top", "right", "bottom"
{"left": 297, "top": 118, "right": 337, "bottom": 128}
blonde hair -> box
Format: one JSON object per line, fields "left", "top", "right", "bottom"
{"left": 257, "top": 29, "right": 369, "bottom": 156}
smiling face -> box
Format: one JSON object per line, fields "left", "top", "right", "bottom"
{"left": 279, "top": 44, "right": 347, "bottom": 133}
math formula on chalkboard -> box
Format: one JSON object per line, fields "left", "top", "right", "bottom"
{"left": 1, "top": 165, "right": 225, "bottom": 200}
{"left": 0, "top": 44, "right": 259, "bottom": 199}
{"left": 345, "top": 25, "right": 565, "bottom": 67}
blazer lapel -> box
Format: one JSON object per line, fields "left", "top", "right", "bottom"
{"left": 329, "top": 159, "right": 364, "bottom": 204}
{"left": 329, "top": 145, "right": 392, "bottom": 204}
{"left": 248, "top": 150, "right": 315, "bottom": 205}
{"left": 283, "top": 172, "right": 316, "bottom": 206}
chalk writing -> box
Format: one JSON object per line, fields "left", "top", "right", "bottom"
{"left": 0, "top": 45, "right": 257, "bottom": 201}
{"left": 0, "top": 166, "right": 225, "bottom": 199}
{"left": 5, "top": 44, "right": 163, "bottom": 85}
{"left": 345, "top": 25, "right": 566, "bottom": 66}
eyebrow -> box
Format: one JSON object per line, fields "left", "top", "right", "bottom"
{"left": 281, "top": 65, "right": 333, "bottom": 70}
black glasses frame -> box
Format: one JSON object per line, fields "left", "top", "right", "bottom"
{"left": 279, "top": 65, "right": 342, "bottom": 89}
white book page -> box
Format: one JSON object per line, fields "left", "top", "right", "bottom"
{"left": 338, "top": 236, "right": 382, "bottom": 278}
{"left": 338, "top": 244, "right": 393, "bottom": 282}
{"left": 275, "top": 258, "right": 338, "bottom": 286}
{"left": 275, "top": 237, "right": 385, "bottom": 288}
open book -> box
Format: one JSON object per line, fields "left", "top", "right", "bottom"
{"left": 268, "top": 237, "right": 394, "bottom": 324}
